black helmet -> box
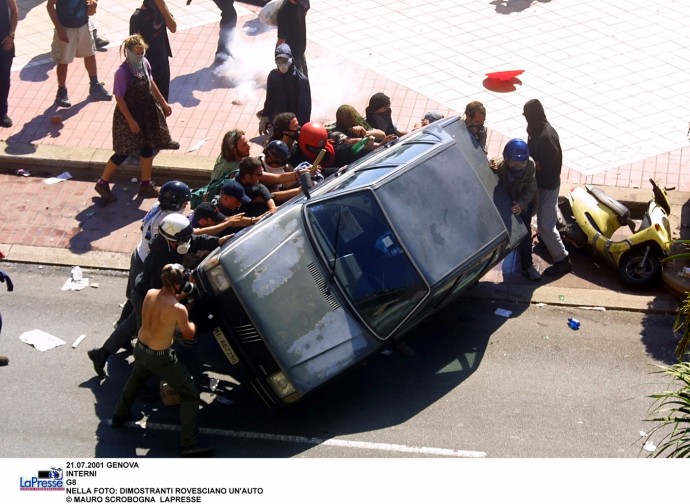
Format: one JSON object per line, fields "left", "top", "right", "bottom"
{"left": 158, "top": 180, "right": 191, "bottom": 211}
{"left": 264, "top": 140, "right": 290, "bottom": 165}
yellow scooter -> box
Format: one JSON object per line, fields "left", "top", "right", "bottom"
{"left": 557, "top": 178, "right": 672, "bottom": 289}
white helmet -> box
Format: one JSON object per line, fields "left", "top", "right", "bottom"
{"left": 158, "top": 213, "right": 193, "bottom": 242}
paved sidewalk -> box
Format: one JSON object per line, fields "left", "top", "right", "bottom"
{"left": 0, "top": 1, "right": 687, "bottom": 312}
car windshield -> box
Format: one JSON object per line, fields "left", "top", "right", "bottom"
{"left": 306, "top": 190, "right": 428, "bottom": 339}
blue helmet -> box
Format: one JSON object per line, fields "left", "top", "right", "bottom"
{"left": 264, "top": 140, "right": 290, "bottom": 165}
{"left": 503, "top": 138, "right": 529, "bottom": 162}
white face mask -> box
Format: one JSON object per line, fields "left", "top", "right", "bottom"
{"left": 176, "top": 241, "right": 191, "bottom": 255}
{"left": 126, "top": 49, "right": 144, "bottom": 67}
{"left": 276, "top": 59, "right": 292, "bottom": 74}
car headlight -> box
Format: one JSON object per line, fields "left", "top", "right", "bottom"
{"left": 267, "top": 371, "right": 300, "bottom": 403}
{"left": 207, "top": 264, "right": 231, "bottom": 294}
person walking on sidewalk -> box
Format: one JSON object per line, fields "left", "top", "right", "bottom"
{"left": 94, "top": 34, "right": 179, "bottom": 203}
{"left": 0, "top": 0, "right": 17, "bottom": 128}
{"left": 130, "top": 0, "right": 177, "bottom": 101}
{"left": 111, "top": 263, "right": 214, "bottom": 457}
{"left": 47, "top": 0, "right": 113, "bottom": 108}
{"left": 276, "top": 0, "right": 309, "bottom": 77}
{"left": 211, "top": 0, "right": 236, "bottom": 66}
{"left": 523, "top": 98, "right": 571, "bottom": 277}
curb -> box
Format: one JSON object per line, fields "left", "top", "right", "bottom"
{"left": 1, "top": 140, "right": 216, "bottom": 188}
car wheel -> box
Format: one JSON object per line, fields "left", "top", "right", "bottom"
{"left": 618, "top": 247, "right": 661, "bottom": 289}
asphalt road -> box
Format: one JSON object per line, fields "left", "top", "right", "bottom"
{"left": 0, "top": 263, "right": 680, "bottom": 458}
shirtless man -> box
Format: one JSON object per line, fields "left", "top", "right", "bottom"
{"left": 111, "top": 263, "right": 214, "bottom": 457}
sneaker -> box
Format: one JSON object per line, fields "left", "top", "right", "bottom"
{"left": 180, "top": 445, "right": 216, "bottom": 458}
{"left": 89, "top": 81, "right": 113, "bottom": 101}
{"left": 0, "top": 355, "right": 8, "bottom": 366}
{"left": 94, "top": 182, "right": 117, "bottom": 203}
{"left": 0, "top": 115, "right": 12, "bottom": 128}
{"left": 87, "top": 348, "right": 107, "bottom": 379}
{"left": 137, "top": 184, "right": 160, "bottom": 199}
{"left": 543, "top": 257, "right": 572, "bottom": 277}
{"left": 55, "top": 87, "right": 71, "bottom": 108}
{"left": 160, "top": 140, "right": 180, "bottom": 150}
{"left": 521, "top": 265, "right": 542, "bottom": 281}
{"left": 111, "top": 413, "right": 130, "bottom": 429}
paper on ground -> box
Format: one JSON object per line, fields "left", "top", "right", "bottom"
{"left": 61, "top": 277, "right": 89, "bottom": 291}
{"left": 187, "top": 138, "right": 208, "bottom": 152}
{"left": 44, "top": 171, "right": 73, "bottom": 184}
{"left": 494, "top": 308, "right": 512, "bottom": 318}
{"left": 20, "top": 329, "right": 66, "bottom": 351}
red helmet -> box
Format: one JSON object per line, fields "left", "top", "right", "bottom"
{"left": 298, "top": 122, "right": 334, "bottom": 166}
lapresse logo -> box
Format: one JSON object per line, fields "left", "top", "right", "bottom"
{"left": 19, "top": 467, "right": 65, "bottom": 491}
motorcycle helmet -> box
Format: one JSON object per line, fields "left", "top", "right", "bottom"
{"left": 298, "top": 122, "right": 335, "bottom": 166}
{"left": 158, "top": 213, "right": 193, "bottom": 243}
{"left": 503, "top": 138, "right": 529, "bottom": 162}
{"left": 158, "top": 180, "right": 192, "bottom": 211}
{"left": 264, "top": 140, "right": 290, "bottom": 166}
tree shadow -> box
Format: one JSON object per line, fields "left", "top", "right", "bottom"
{"left": 19, "top": 56, "right": 55, "bottom": 83}
{"left": 68, "top": 197, "right": 147, "bottom": 255}
{"left": 241, "top": 17, "right": 275, "bottom": 37}
{"left": 168, "top": 67, "right": 240, "bottom": 108}
{"left": 6, "top": 101, "right": 90, "bottom": 145}
{"left": 490, "top": 0, "right": 552, "bottom": 15}
{"left": 17, "top": 0, "right": 45, "bottom": 20}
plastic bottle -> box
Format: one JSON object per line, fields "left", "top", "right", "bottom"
{"left": 567, "top": 317, "right": 580, "bottom": 330}
{"left": 351, "top": 135, "right": 373, "bottom": 153}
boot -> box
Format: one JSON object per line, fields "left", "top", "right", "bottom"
{"left": 93, "top": 29, "right": 109, "bottom": 48}
{"left": 87, "top": 347, "right": 109, "bottom": 379}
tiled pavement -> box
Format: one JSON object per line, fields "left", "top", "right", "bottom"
{"left": 0, "top": 0, "right": 687, "bottom": 308}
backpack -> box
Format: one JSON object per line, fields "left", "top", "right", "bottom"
{"left": 190, "top": 170, "right": 237, "bottom": 209}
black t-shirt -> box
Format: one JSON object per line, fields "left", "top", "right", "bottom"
{"left": 130, "top": 7, "right": 173, "bottom": 64}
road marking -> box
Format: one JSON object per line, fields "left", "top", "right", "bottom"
{"left": 112, "top": 420, "right": 486, "bottom": 458}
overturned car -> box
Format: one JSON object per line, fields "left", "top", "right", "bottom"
{"left": 191, "top": 117, "right": 527, "bottom": 407}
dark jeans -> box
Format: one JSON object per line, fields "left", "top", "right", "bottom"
{"left": 116, "top": 250, "right": 144, "bottom": 326}
{"left": 114, "top": 342, "right": 200, "bottom": 447}
{"left": 0, "top": 47, "right": 14, "bottom": 117}
{"left": 519, "top": 203, "right": 535, "bottom": 270}
{"left": 213, "top": 0, "right": 237, "bottom": 58}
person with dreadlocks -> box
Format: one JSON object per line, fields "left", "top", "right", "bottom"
{"left": 88, "top": 214, "right": 228, "bottom": 381}
{"left": 111, "top": 262, "right": 215, "bottom": 457}
{"left": 93, "top": 33, "right": 179, "bottom": 204}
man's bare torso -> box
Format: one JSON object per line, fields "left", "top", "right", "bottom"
{"left": 138, "top": 289, "right": 184, "bottom": 350}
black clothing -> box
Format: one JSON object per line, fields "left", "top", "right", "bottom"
{"left": 365, "top": 108, "right": 399, "bottom": 136}
{"left": 130, "top": 4, "right": 172, "bottom": 100}
{"left": 277, "top": 1, "right": 308, "bottom": 76}
{"left": 524, "top": 99, "right": 563, "bottom": 190}
{"left": 0, "top": 0, "right": 13, "bottom": 118}
{"left": 262, "top": 43, "right": 311, "bottom": 126}
{"left": 212, "top": 0, "right": 236, "bottom": 59}
{"left": 134, "top": 234, "right": 219, "bottom": 296}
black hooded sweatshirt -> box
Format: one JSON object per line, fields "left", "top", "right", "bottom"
{"left": 523, "top": 99, "right": 563, "bottom": 190}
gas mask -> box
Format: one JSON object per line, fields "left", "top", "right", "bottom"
{"left": 276, "top": 58, "right": 292, "bottom": 74}
{"left": 176, "top": 240, "right": 191, "bottom": 255}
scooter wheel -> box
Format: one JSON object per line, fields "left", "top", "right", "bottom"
{"left": 618, "top": 248, "right": 661, "bottom": 290}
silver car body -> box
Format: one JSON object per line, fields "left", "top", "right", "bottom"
{"left": 194, "top": 117, "right": 527, "bottom": 406}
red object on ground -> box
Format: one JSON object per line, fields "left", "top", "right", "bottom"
{"left": 485, "top": 70, "right": 525, "bottom": 80}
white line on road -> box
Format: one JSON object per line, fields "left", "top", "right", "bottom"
{"left": 112, "top": 420, "right": 487, "bottom": 458}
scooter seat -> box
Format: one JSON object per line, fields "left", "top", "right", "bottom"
{"left": 586, "top": 185, "right": 630, "bottom": 225}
